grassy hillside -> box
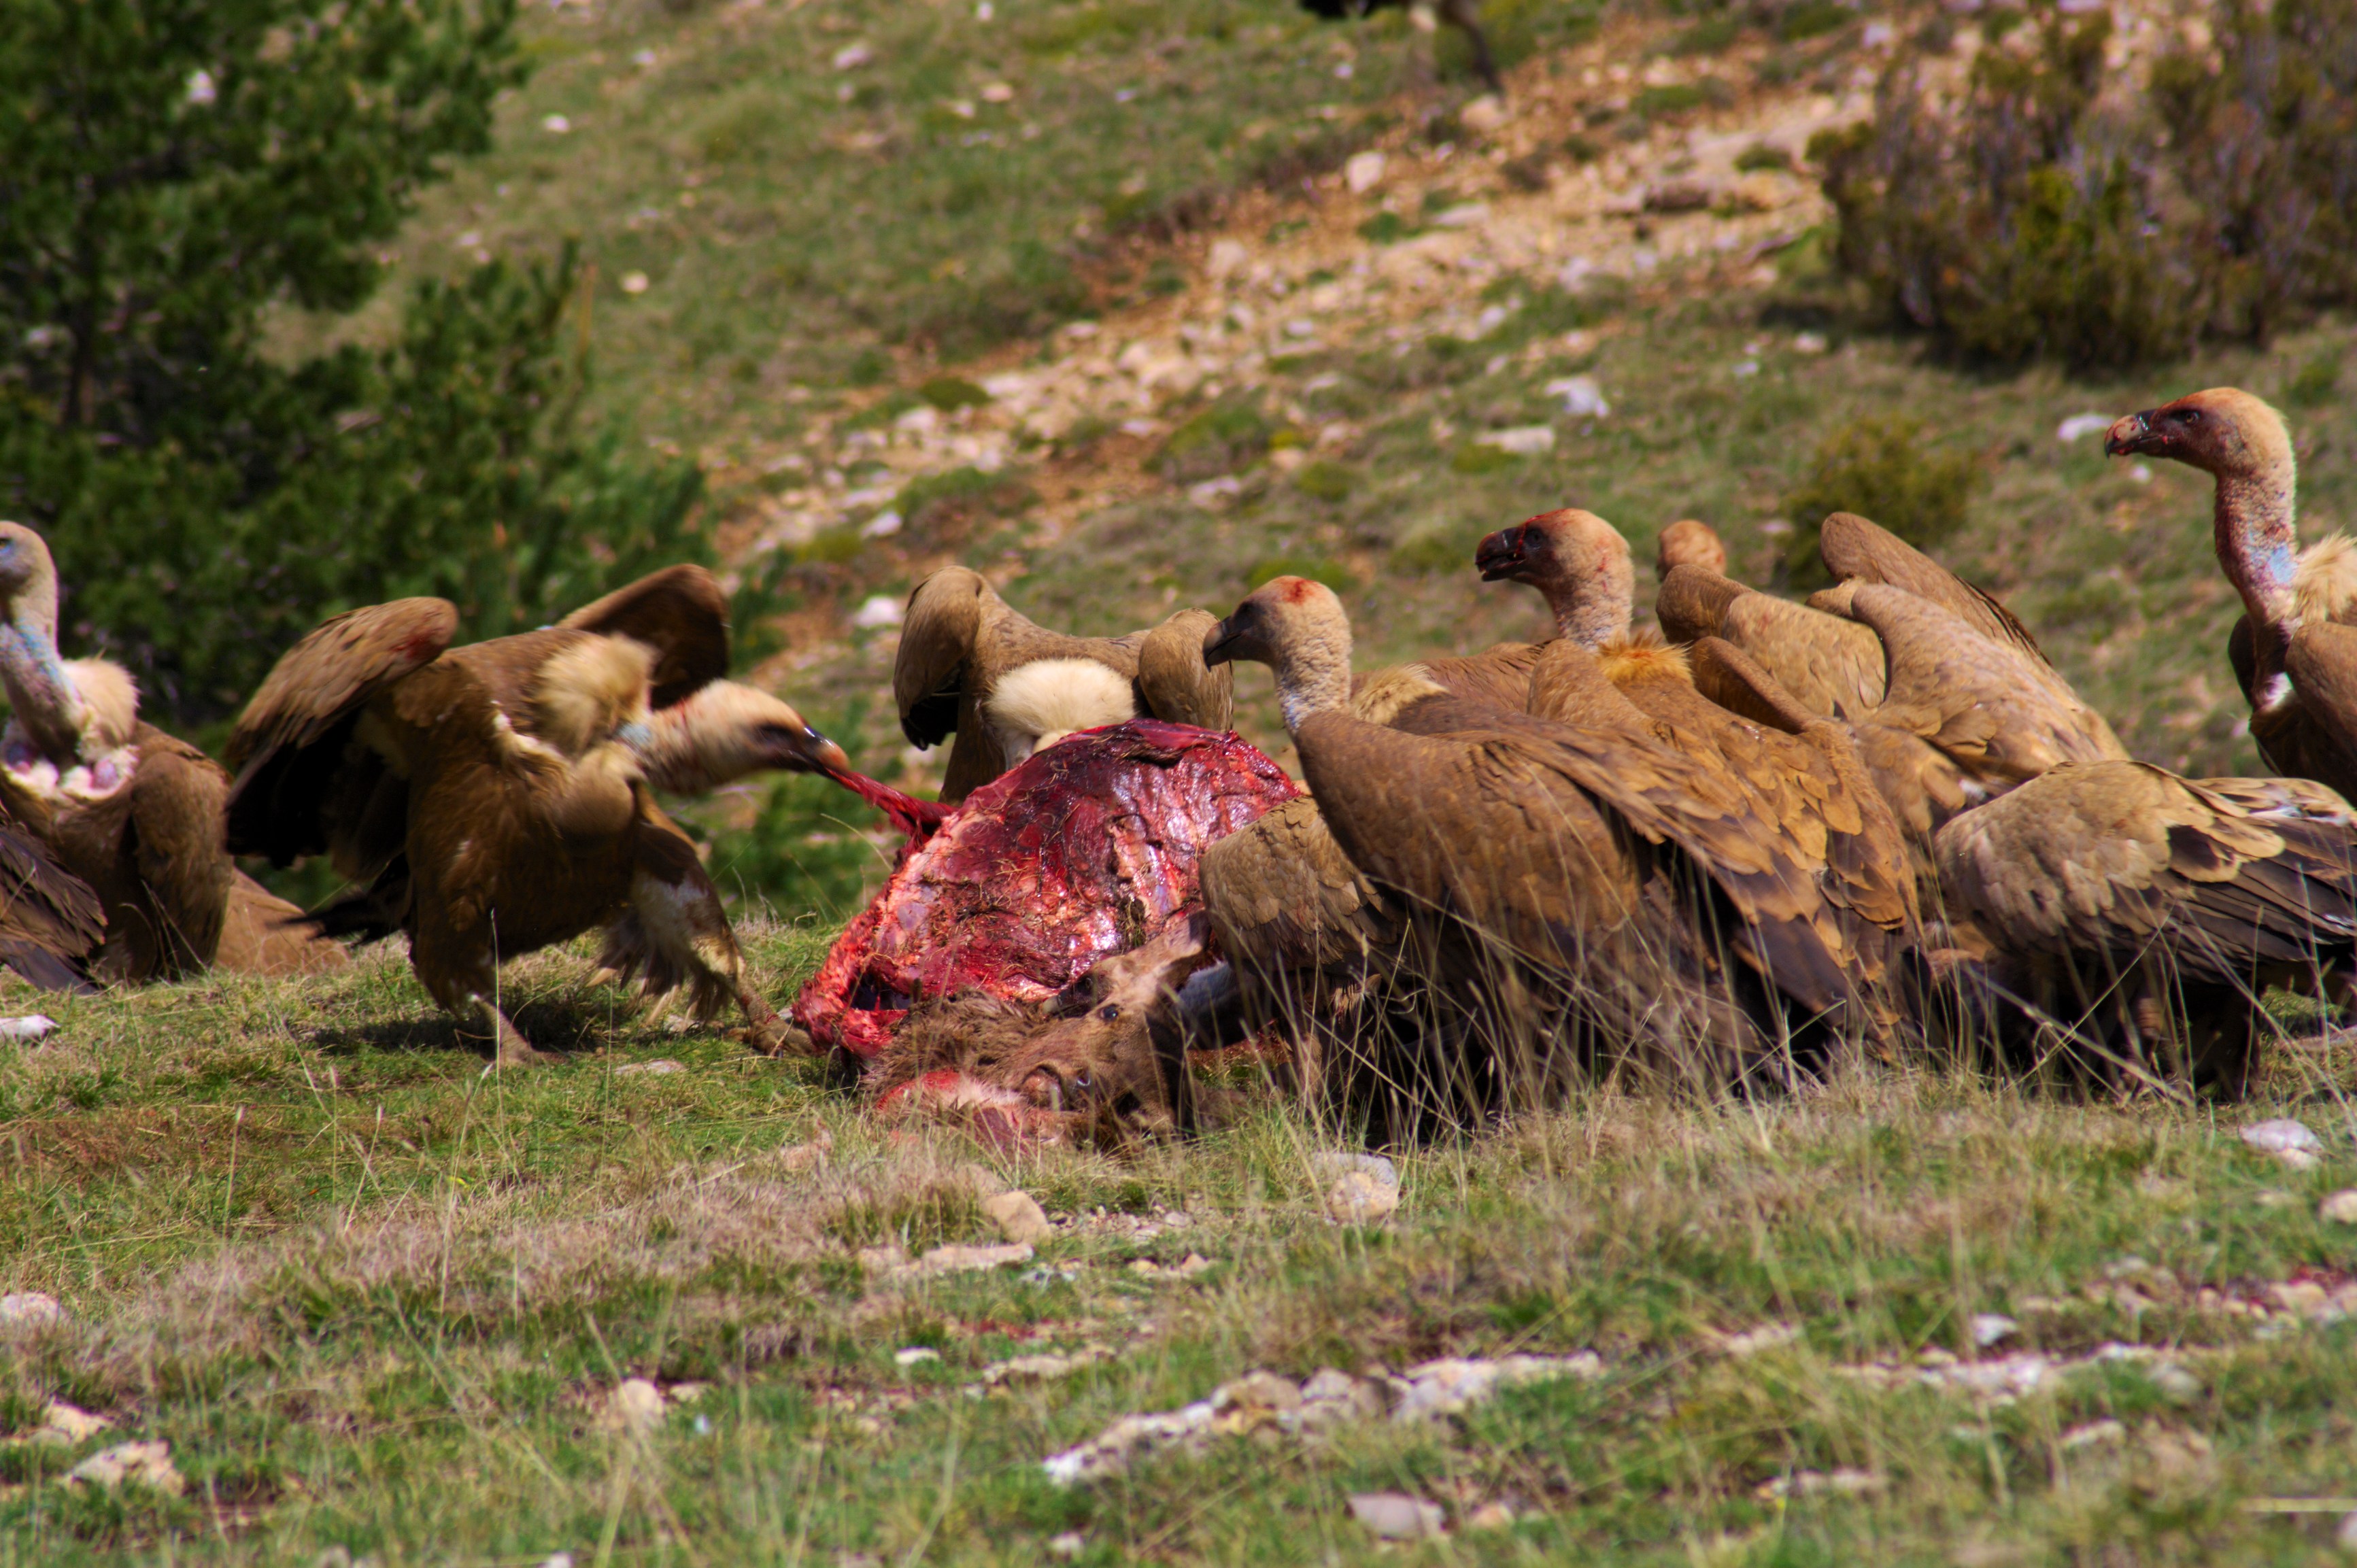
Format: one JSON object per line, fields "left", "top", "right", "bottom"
{"left": 12, "top": 3, "right": 2357, "bottom": 1564}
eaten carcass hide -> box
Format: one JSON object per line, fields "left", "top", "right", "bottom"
{"left": 794, "top": 719, "right": 1300, "bottom": 1143}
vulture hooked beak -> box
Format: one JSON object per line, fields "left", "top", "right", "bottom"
{"left": 1474, "top": 525, "right": 1529, "bottom": 582}
{"left": 764, "top": 719, "right": 851, "bottom": 774}
{"left": 2104, "top": 408, "right": 2170, "bottom": 459}
{"left": 1202, "top": 615, "right": 1242, "bottom": 668}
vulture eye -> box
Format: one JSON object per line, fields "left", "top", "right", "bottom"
{"left": 1096, "top": 1004, "right": 1121, "bottom": 1022}
{"left": 2182, "top": 409, "right": 2202, "bottom": 424}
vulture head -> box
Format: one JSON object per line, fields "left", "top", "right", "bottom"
{"left": 1204, "top": 577, "right": 1355, "bottom": 734}
{"left": 0, "top": 522, "right": 111, "bottom": 768}
{"left": 2105, "top": 388, "right": 2292, "bottom": 483}
{"left": 1472, "top": 507, "right": 1633, "bottom": 650}
{"left": 0, "top": 523, "right": 62, "bottom": 633}
{"left": 626, "top": 679, "right": 851, "bottom": 796}
{"left": 1655, "top": 518, "right": 1728, "bottom": 579}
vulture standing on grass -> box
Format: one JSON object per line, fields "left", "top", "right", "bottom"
{"left": 894, "top": 566, "right": 1232, "bottom": 802}
{"left": 224, "top": 566, "right": 851, "bottom": 1065}
{"left": 0, "top": 523, "right": 347, "bottom": 983}
{"left": 1935, "top": 765, "right": 2357, "bottom": 1096}
{"left": 2106, "top": 388, "right": 2357, "bottom": 802}
{"left": 1475, "top": 510, "right": 1918, "bottom": 1021}
{"left": 1202, "top": 577, "right": 1911, "bottom": 1110}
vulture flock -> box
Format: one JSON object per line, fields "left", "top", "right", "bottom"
{"left": 0, "top": 385, "right": 2346, "bottom": 1139}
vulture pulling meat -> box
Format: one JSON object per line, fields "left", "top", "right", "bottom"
{"left": 2106, "top": 388, "right": 2357, "bottom": 803}
{"left": 894, "top": 566, "right": 1233, "bottom": 802}
{"left": 1936, "top": 764, "right": 2357, "bottom": 1096}
{"left": 793, "top": 719, "right": 1300, "bottom": 1144}
{"left": 0, "top": 522, "right": 345, "bottom": 983}
{"left": 224, "top": 566, "right": 851, "bottom": 1065}
{"left": 1202, "top": 577, "right": 1905, "bottom": 1121}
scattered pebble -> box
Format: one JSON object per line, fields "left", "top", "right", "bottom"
{"left": 982, "top": 1189, "right": 1053, "bottom": 1246}
{"left": 1970, "top": 1313, "right": 2019, "bottom": 1348}
{"left": 30, "top": 1401, "right": 113, "bottom": 1444}
{"left": 2321, "top": 1189, "right": 2357, "bottom": 1224}
{"left": 2148, "top": 1362, "right": 2204, "bottom": 1405}
{"left": 620, "top": 271, "right": 649, "bottom": 296}
{"left": 613, "top": 1059, "right": 683, "bottom": 1077}
{"left": 538, "top": 1554, "right": 575, "bottom": 1568}
{"left": 1349, "top": 1492, "right": 1446, "bottom": 1540}
{"left": 603, "top": 1378, "right": 668, "bottom": 1436}
{"left": 1326, "top": 1171, "right": 1400, "bottom": 1224}
{"left": 1459, "top": 93, "right": 1509, "bottom": 133}
{"left": 0, "top": 1015, "right": 57, "bottom": 1040}
{"left": 66, "top": 1440, "right": 184, "bottom": 1495}
{"left": 2059, "top": 1418, "right": 2125, "bottom": 1450}
{"left": 1758, "top": 1468, "right": 1884, "bottom": 1500}
{"left": 851, "top": 594, "right": 905, "bottom": 630}
{"left": 540, "top": 114, "right": 570, "bottom": 135}
{"left": 1470, "top": 424, "right": 1557, "bottom": 456}
{"left": 1391, "top": 1354, "right": 1603, "bottom": 1422}
{"left": 1544, "top": 375, "right": 1611, "bottom": 417}
{"left": 980, "top": 82, "right": 1015, "bottom": 103}
{"left": 1464, "top": 1501, "right": 1519, "bottom": 1530}
{"left": 832, "top": 42, "right": 872, "bottom": 69}
{"left": 2339, "top": 1510, "right": 2357, "bottom": 1554}
{"left": 860, "top": 509, "right": 904, "bottom": 539}
{"left": 905, "top": 1242, "right": 1034, "bottom": 1278}
{"left": 2243, "top": 1119, "right": 2322, "bottom": 1169}
{"left": 1792, "top": 330, "right": 1828, "bottom": 354}
{"left": 894, "top": 1346, "right": 940, "bottom": 1368}
{"left": 0, "top": 1291, "right": 65, "bottom": 1329}
{"left": 1046, "top": 1533, "right": 1087, "bottom": 1560}
{"left": 1716, "top": 1322, "right": 1801, "bottom": 1357}
{"left": 981, "top": 1347, "right": 1111, "bottom": 1385}
{"left": 1344, "top": 151, "right": 1387, "bottom": 195}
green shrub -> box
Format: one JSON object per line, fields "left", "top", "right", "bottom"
{"left": 895, "top": 465, "right": 1036, "bottom": 535}
{"left": 1293, "top": 460, "right": 1356, "bottom": 502}
{"left": 1563, "top": 133, "right": 1605, "bottom": 165}
{"left": 1157, "top": 398, "right": 1274, "bottom": 481}
{"left": 1389, "top": 529, "right": 1471, "bottom": 575}
{"left": 1780, "top": 415, "right": 1983, "bottom": 587}
{"left": 1357, "top": 211, "right": 1418, "bottom": 245}
{"left": 917, "top": 375, "right": 991, "bottom": 411}
{"left": 1778, "top": 1, "right": 1852, "bottom": 41}
{"left": 1633, "top": 83, "right": 1710, "bottom": 119}
{"left": 1246, "top": 555, "right": 1353, "bottom": 593}
{"left": 1735, "top": 143, "right": 1793, "bottom": 173}
{"left": 1816, "top": 0, "right": 2357, "bottom": 368}
{"left": 1669, "top": 16, "right": 1744, "bottom": 56}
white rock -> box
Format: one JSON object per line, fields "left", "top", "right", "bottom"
{"left": 1718, "top": 1322, "right": 1801, "bottom": 1356}
{"left": 2059, "top": 1418, "right": 2125, "bottom": 1450}
{"left": 605, "top": 1378, "right": 667, "bottom": 1435}
{"left": 2148, "top": 1362, "right": 2203, "bottom": 1405}
{"left": 35, "top": 1401, "right": 113, "bottom": 1444}
{"left": 2055, "top": 412, "right": 2115, "bottom": 443}
{"left": 983, "top": 1189, "right": 1053, "bottom": 1245}
{"left": 832, "top": 42, "right": 873, "bottom": 70}
{"left": 1349, "top": 1492, "right": 1446, "bottom": 1539}
{"left": 1433, "top": 203, "right": 1491, "bottom": 229}
{"left": 1311, "top": 1152, "right": 1399, "bottom": 1188}
{"left": 1459, "top": 94, "right": 1509, "bottom": 133}
{"left": 2243, "top": 1119, "right": 2322, "bottom": 1155}
{"left": 0, "top": 1291, "right": 65, "bottom": 1328}
{"left": 1047, "top": 1534, "right": 1086, "bottom": 1560}
{"left": 614, "top": 1059, "right": 683, "bottom": 1077}
{"left": 1544, "top": 375, "right": 1610, "bottom": 417}
{"left": 620, "top": 271, "right": 650, "bottom": 296}
{"left": 67, "top": 1441, "right": 184, "bottom": 1495}
{"left": 1391, "top": 1354, "right": 1602, "bottom": 1421}
{"left": 1970, "top": 1313, "right": 2019, "bottom": 1348}
{"left": 538, "top": 1554, "right": 575, "bottom": 1568}
{"left": 1207, "top": 238, "right": 1251, "bottom": 278}
{"left": 894, "top": 405, "right": 940, "bottom": 434}
{"left": 983, "top": 1347, "right": 1112, "bottom": 1384}
{"left": 185, "top": 69, "right": 217, "bottom": 105}
{"left": 1344, "top": 151, "right": 1388, "bottom": 195}
{"left": 1472, "top": 425, "right": 1557, "bottom": 456}
{"left": 2282, "top": 1148, "right": 2323, "bottom": 1172}
{"left": 980, "top": 82, "right": 1015, "bottom": 103}
{"left": 909, "top": 1241, "right": 1034, "bottom": 1276}
{"left": 0, "top": 1015, "right": 57, "bottom": 1040}
{"left": 852, "top": 595, "right": 904, "bottom": 630}
{"left": 894, "top": 1346, "right": 941, "bottom": 1367}
{"left": 541, "top": 114, "right": 571, "bottom": 135}
{"left": 1793, "top": 331, "right": 1828, "bottom": 354}
{"left": 1326, "top": 1171, "right": 1400, "bottom": 1223}
{"left": 2321, "top": 1189, "right": 2357, "bottom": 1223}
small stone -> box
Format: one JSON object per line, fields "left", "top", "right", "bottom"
{"left": 894, "top": 1347, "right": 940, "bottom": 1368}
{"left": 538, "top": 1555, "right": 575, "bottom": 1568}
{"left": 852, "top": 595, "right": 904, "bottom": 630}
{"left": 620, "top": 271, "right": 649, "bottom": 296}
{"left": 1310, "top": 1152, "right": 1398, "bottom": 1188}
{"left": 540, "top": 114, "right": 570, "bottom": 135}
{"left": 1465, "top": 1501, "right": 1519, "bottom": 1530}
{"left": 1170, "top": 1253, "right": 1215, "bottom": 1278}
{"left": 2272, "top": 1280, "right": 2330, "bottom": 1317}
{"left": 1544, "top": 375, "right": 1610, "bottom": 418}
{"left": 668, "top": 1382, "right": 708, "bottom": 1403}
{"left": 1718, "top": 1322, "right": 1801, "bottom": 1356}
{"left": 1326, "top": 1170, "right": 1400, "bottom": 1224}
{"left": 982, "top": 1189, "right": 1053, "bottom": 1246}
{"left": 856, "top": 1243, "right": 909, "bottom": 1271}
{"left": 0, "top": 1015, "right": 57, "bottom": 1040}
{"left": 2280, "top": 1148, "right": 2323, "bottom": 1172}
{"left": 1206, "top": 238, "right": 1250, "bottom": 278}
{"left": 614, "top": 1059, "right": 683, "bottom": 1076}
{"left": 35, "top": 1401, "right": 113, "bottom": 1444}
{"left": 0, "top": 1291, "right": 65, "bottom": 1329}
{"left": 1343, "top": 151, "right": 1387, "bottom": 195}
{"left": 1459, "top": 94, "right": 1509, "bottom": 133}
{"left": 67, "top": 1440, "right": 184, "bottom": 1495}
{"left": 1213, "top": 1371, "right": 1302, "bottom": 1417}
{"left": 1470, "top": 424, "right": 1555, "bottom": 457}
{"left": 2059, "top": 1418, "right": 2125, "bottom": 1450}
{"left": 605, "top": 1378, "right": 666, "bottom": 1435}
{"left": 2148, "top": 1363, "right": 2204, "bottom": 1405}
{"left": 911, "top": 1242, "right": 1034, "bottom": 1276}
{"left": 1970, "top": 1313, "right": 2020, "bottom": 1347}
{"left": 832, "top": 42, "right": 872, "bottom": 69}
{"left": 1349, "top": 1492, "right": 1446, "bottom": 1539}
{"left": 775, "top": 1131, "right": 834, "bottom": 1174}
{"left": 980, "top": 82, "right": 1015, "bottom": 103}
{"left": 1046, "top": 1534, "right": 1086, "bottom": 1561}
{"left": 2243, "top": 1119, "right": 2321, "bottom": 1155}
{"left": 2324, "top": 1190, "right": 2357, "bottom": 1223}
{"left": 2339, "top": 1510, "right": 2357, "bottom": 1554}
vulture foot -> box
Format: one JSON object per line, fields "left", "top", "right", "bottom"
{"left": 460, "top": 998, "right": 559, "bottom": 1069}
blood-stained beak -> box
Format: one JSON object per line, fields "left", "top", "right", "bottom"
{"left": 2104, "top": 409, "right": 2164, "bottom": 458}
{"left": 1474, "top": 525, "right": 1528, "bottom": 581}
{"left": 763, "top": 715, "right": 851, "bottom": 774}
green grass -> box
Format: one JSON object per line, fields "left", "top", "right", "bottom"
{"left": 13, "top": 947, "right": 2357, "bottom": 1563}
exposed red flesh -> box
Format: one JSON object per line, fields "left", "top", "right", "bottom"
{"left": 793, "top": 719, "right": 1300, "bottom": 1061}
{"left": 821, "top": 766, "right": 953, "bottom": 846}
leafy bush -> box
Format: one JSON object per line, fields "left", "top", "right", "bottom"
{"left": 1780, "top": 415, "right": 1982, "bottom": 587}
{"left": 917, "top": 375, "right": 991, "bottom": 412}
{"left": 1815, "top": 0, "right": 2357, "bottom": 367}
{"left": 1156, "top": 398, "right": 1274, "bottom": 481}
{"left": 1293, "top": 460, "right": 1356, "bottom": 502}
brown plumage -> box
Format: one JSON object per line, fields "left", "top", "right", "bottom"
{"left": 0, "top": 523, "right": 343, "bottom": 983}
{"left": 894, "top": 566, "right": 1233, "bottom": 802}
{"left": 2108, "top": 388, "right": 2357, "bottom": 803}
{"left": 1479, "top": 509, "right": 1918, "bottom": 1023}
{"left": 0, "top": 815, "right": 106, "bottom": 991}
{"left": 1655, "top": 518, "right": 1728, "bottom": 580}
{"left": 1205, "top": 577, "right": 1907, "bottom": 1109}
{"left": 1935, "top": 764, "right": 2357, "bottom": 1095}
{"left": 1814, "top": 511, "right": 2048, "bottom": 666}
{"left": 224, "top": 569, "right": 850, "bottom": 1064}
{"left": 1657, "top": 562, "right": 1889, "bottom": 719}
